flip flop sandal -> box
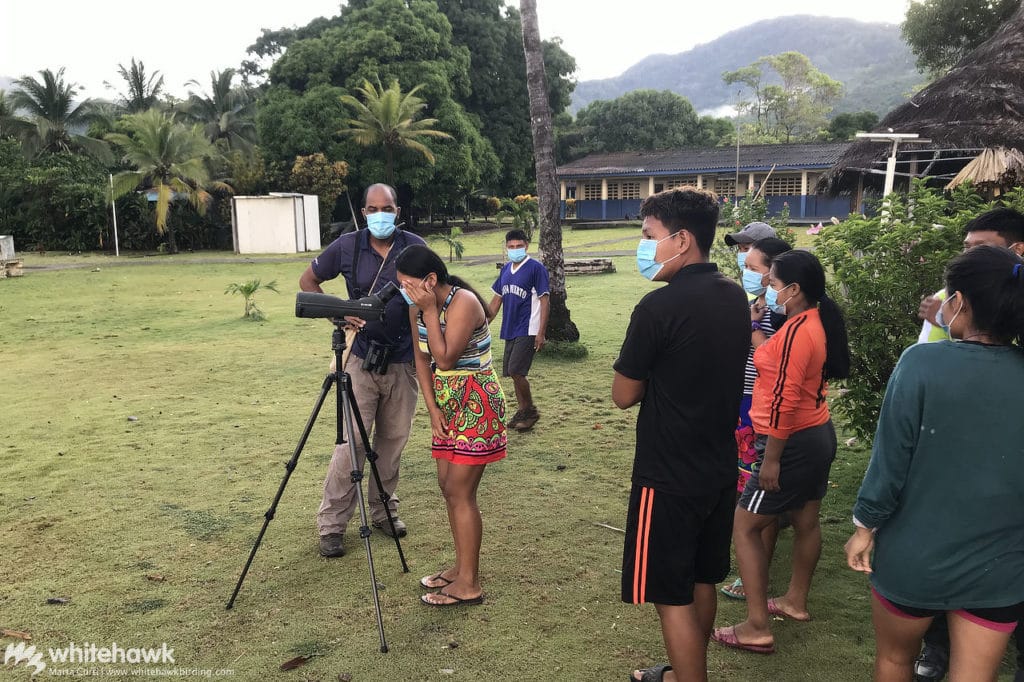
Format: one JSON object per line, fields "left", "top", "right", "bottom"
{"left": 628, "top": 663, "right": 672, "bottom": 681}
{"left": 711, "top": 626, "right": 775, "bottom": 655}
{"left": 420, "top": 590, "right": 484, "bottom": 607}
{"left": 419, "top": 572, "right": 454, "bottom": 590}
{"left": 720, "top": 578, "right": 746, "bottom": 600}
{"left": 767, "top": 597, "right": 811, "bottom": 621}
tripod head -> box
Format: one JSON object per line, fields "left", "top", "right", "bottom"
{"left": 295, "top": 282, "right": 399, "bottom": 322}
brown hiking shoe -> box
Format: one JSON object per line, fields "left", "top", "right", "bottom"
{"left": 512, "top": 407, "right": 539, "bottom": 431}
{"left": 319, "top": 533, "right": 346, "bottom": 558}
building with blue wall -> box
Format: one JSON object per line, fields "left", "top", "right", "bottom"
{"left": 556, "top": 142, "right": 854, "bottom": 222}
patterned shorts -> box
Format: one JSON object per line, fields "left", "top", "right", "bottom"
{"left": 431, "top": 368, "right": 507, "bottom": 465}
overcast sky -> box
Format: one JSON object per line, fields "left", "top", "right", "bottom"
{"left": 0, "top": 0, "right": 911, "bottom": 100}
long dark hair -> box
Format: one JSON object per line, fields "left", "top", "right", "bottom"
{"left": 395, "top": 244, "right": 489, "bottom": 312}
{"left": 945, "top": 245, "right": 1024, "bottom": 346}
{"left": 772, "top": 249, "right": 851, "bottom": 380}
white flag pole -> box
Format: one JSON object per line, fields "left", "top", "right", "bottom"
{"left": 110, "top": 173, "right": 120, "bottom": 257}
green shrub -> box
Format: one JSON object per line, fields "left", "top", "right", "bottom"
{"left": 714, "top": 192, "right": 794, "bottom": 278}
{"left": 815, "top": 181, "right": 1012, "bottom": 440}
{"left": 541, "top": 340, "right": 589, "bottom": 360}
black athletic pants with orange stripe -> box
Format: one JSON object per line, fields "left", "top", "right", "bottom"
{"left": 621, "top": 483, "right": 734, "bottom": 606}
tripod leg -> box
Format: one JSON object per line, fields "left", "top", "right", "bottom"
{"left": 345, "top": 376, "right": 410, "bottom": 573}
{"left": 227, "top": 374, "right": 334, "bottom": 610}
{"left": 339, "top": 374, "right": 389, "bottom": 653}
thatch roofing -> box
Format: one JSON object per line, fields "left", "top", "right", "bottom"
{"left": 819, "top": 2, "right": 1024, "bottom": 194}
{"left": 946, "top": 146, "right": 1024, "bottom": 192}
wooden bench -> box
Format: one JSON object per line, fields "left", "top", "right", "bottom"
{"left": 495, "top": 257, "right": 615, "bottom": 275}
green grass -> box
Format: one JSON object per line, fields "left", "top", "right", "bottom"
{"left": 0, "top": 255, "right": 1015, "bottom": 681}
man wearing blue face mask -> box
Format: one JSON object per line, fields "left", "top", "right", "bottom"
{"left": 613, "top": 187, "right": 750, "bottom": 682}
{"left": 724, "top": 222, "right": 777, "bottom": 278}
{"left": 299, "top": 183, "right": 427, "bottom": 558}
{"left": 489, "top": 229, "right": 550, "bottom": 432}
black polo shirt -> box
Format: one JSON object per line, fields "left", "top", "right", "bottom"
{"left": 310, "top": 228, "right": 426, "bottom": 363}
{"left": 614, "top": 262, "right": 750, "bottom": 496}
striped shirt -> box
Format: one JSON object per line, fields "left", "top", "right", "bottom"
{"left": 417, "top": 286, "right": 492, "bottom": 374}
{"left": 750, "top": 308, "right": 830, "bottom": 440}
{"left": 744, "top": 308, "right": 779, "bottom": 395}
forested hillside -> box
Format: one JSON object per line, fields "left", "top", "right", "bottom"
{"left": 572, "top": 16, "right": 922, "bottom": 116}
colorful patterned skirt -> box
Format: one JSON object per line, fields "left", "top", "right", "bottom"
{"left": 736, "top": 394, "right": 759, "bottom": 492}
{"left": 431, "top": 367, "right": 507, "bottom": 465}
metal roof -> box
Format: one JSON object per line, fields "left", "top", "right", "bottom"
{"left": 557, "top": 142, "right": 854, "bottom": 179}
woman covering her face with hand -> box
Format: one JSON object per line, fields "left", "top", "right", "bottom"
{"left": 846, "top": 246, "right": 1024, "bottom": 681}
{"left": 396, "top": 244, "right": 507, "bottom": 608}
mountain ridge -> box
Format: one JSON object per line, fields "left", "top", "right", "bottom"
{"left": 571, "top": 15, "right": 923, "bottom": 117}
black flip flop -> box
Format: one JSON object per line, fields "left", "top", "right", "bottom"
{"left": 420, "top": 590, "right": 484, "bottom": 607}
{"left": 628, "top": 663, "right": 672, "bottom": 681}
{"left": 419, "top": 572, "right": 454, "bottom": 590}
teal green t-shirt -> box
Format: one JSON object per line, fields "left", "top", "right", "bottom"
{"left": 854, "top": 340, "right": 1024, "bottom": 609}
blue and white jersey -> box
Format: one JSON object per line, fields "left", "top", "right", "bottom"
{"left": 491, "top": 256, "right": 550, "bottom": 340}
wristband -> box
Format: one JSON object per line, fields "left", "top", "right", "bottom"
{"left": 751, "top": 320, "right": 763, "bottom": 332}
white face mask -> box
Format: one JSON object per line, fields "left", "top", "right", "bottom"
{"left": 935, "top": 292, "right": 963, "bottom": 335}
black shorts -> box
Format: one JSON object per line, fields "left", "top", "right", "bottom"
{"left": 873, "top": 587, "right": 1024, "bottom": 633}
{"left": 502, "top": 336, "right": 536, "bottom": 377}
{"left": 621, "top": 483, "right": 734, "bottom": 606}
{"left": 738, "top": 420, "right": 836, "bottom": 516}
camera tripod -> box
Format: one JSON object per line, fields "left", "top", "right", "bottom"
{"left": 226, "top": 321, "right": 410, "bottom": 653}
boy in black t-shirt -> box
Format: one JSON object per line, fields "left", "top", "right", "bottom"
{"left": 613, "top": 187, "right": 750, "bottom": 682}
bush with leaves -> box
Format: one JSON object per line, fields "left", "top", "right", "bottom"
{"left": 713, "top": 192, "right": 794, "bottom": 278}
{"left": 814, "top": 181, "right": 1002, "bottom": 441}
{"left": 430, "top": 226, "right": 465, "bottom": 262}
{"left": 288, "top": 153, "right": 349, "bottom": 236}
{"left": 497, "top": 196, "right": 539, "bottom": 240}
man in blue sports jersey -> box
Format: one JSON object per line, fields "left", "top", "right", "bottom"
{"left": 489, "top": 229, "right": 550, "bottom": 432}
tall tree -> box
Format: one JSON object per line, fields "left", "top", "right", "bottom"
{"left": 572, "top": 90, "right": 730, "bottom": 157}
{"left": 902, "top": 0, "right": 1019, "bottom": 75}
{"left": 434, "top": 0, "right": 576, "bottom": 195}
{"left": 106, "top": 110, "right": 227, "bottom": 254}
{"left": 724, "top": 52, "right": 843, "bottom": 143}
{"left": 519, "top": 0, "right": 578, "bottom": 342}
{"left": 260, "top": 0, "right": 498, "bottom": 214}
{"left": 9, "top": 68, "right": 110, "bottom": 161}
{"left": 105, "top": 58, "right": 165, "bottom": 113}
{"left": 338, "top": 78, "right": 452, "bottom": 186}
{"left": 827, "top": 111, "right": 879, "bottom": 141}
{"left": 0, "top": 90, "right": 31, "bottom": 140}
{"left": 181, "top": 69, "right": 256, "bottom": 152}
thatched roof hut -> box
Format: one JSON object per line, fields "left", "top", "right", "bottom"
{"left": 819, "top": 2, "right": 1024, "bottom": 196}
{"left": 945, "top": 146, "right": 1024, "bottom": 195}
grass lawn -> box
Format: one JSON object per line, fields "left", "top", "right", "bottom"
{"left": 0, "top": 252, "right": 1015, "bottom": 681}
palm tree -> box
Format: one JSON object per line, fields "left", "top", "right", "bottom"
{"left": 180, "top": 69, "right": 256, "bottom": 152}
{"left": 105, "top": 58, "right": 165, "bottom": 113}
{"left": 224, "top": 279, "right": 279, "bottom": 320}
{"left": 338, "top": 78, "right": 452, "bottom": 186}
{"left": 9, "top": 68, "right": 110, "bottom": 161}
{"left": 519, "top": 0, "right": 578, "bottom": 341}
{"left": 106, "top": 110, "right": 229, "bottom": 254}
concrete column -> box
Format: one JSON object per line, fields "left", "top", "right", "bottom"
{"left": 648, "top": 176, "right": 655, "bottom": 197}
{"left": 696, "top": 174, "right": 703, "bottom": 190}
{"left": 748, "top": 173, "right": 755, "bottom": 193}
{"left": 560, "top": 181, "right": 566, "bottom": 201}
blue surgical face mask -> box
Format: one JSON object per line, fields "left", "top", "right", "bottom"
{"left": 507, "top": 247, "right": 527, "bottom": 263}
{"left": 765, "top": 283, "right": 793, "bottom": 314}
{"left": 399, "top": 276, "right": 426, "bottom": 306}
{"left": 636, "top": 234, "right": 679, "bottom": 281}
{"left": 742, "top": 268, "right": 767, "bottom": 296}
{"left": 934, "top": 292, "right": 962, "bottom": 335}
{"left": 366, "top": 211, "right": 397, "bottom": 239}
{"left": 737, "top": 250, "right": 748, "bottom": 270}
